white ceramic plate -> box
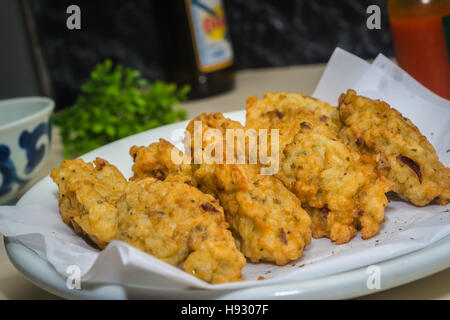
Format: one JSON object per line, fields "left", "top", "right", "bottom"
{"left": 5, "top": 110, "right": 450, "bottom": 299}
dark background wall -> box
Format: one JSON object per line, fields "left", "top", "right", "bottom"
{"left": 28, "top": 0, "right": 394, "bottom": 109}
{"left": 0, "top": 0, "right": 42, "bottom": 99}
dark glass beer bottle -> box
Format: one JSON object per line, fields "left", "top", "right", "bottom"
{"left": 156, "top": 0, "right": 235, "bottom": 99}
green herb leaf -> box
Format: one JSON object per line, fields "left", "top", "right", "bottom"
{"left": 54, "top": 60, "right": 188, "bottom": 158}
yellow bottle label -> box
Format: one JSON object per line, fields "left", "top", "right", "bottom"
{"left": 185, "top": 0, "right": 234, "bottom": 73}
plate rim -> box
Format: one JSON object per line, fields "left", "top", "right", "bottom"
{"left": 5, "top": 235, "right": 450, "bottom": 299}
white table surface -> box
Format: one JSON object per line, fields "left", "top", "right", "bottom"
{"left": 1, "top": 64, "right": 448, "bottom": 300}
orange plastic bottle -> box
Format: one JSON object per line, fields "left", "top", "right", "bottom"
{"left": 389, "top": 0, "right": 450, "bottom": 100}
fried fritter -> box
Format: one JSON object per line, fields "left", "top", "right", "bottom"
{"left": 186, "top": 113, "right": 312, "bottom": 265}
{"left": 338, "top": 89, "right": 450, "bottom": 206}
{"left": 116, "top": 178, "right": 245, "bottom": 284}
{"left": 276, "top": 132, "right": 394, "bottom": 243}
{"left": 50, "top": 158, "right": 127, "bottom": 249}
{"left": 244, "top": 92, "right": 393, "bottom": 243}
{"left": 246, "top": 92, "right": 341, "bottom": 152}
{"left": 130, "top": 139, "right": 195, "bottom": 186}
{"left": 185, "top": 112, "right": 254, "bottom": 167}
{"left": 52, "top": 157, "right": 244, "bottom": 284}
{"left": 194, "top": 164, "right": 312, "bottom": 265}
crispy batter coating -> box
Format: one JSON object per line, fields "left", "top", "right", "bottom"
{"left": 186, "top": 113, "right": 312, "bottom": 265}
{"left": 185, "top": 112, "right": 253, "bottom": 167}
{"left": 50, "top": 158, "right": 127, "bottom": 249}
{"left": 338, "top": 89, "right": 450, "bottom": 206}
{"left": 194, "top": 164, "right": 312, "bottom": 265}
{"left": 246, "top": 92, "right": 341, "bottom": 152}
{"left": 244, "top": 92, "right": 393, "bottom": 243}
{"left": 117, "top": 178, "right": 245, "bottom": 284}
{"left": 276, "top": 132, "right": 394, "bottom": 243}
{"left": 130, "top": 139, "right": 195, "bottom": 186}
{"left": 52, "top": 157, "right": 244, "bottom": 284}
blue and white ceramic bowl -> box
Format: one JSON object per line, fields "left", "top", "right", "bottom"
{"left": 0, "top": 97, "right": 54, "bottom": 204}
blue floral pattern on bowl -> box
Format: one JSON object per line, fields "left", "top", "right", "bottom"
{"left": 0, "top": 122, "right": 49, "bottom": 198}
{"left": 0, "top": 145, "right": 25, "bottom": 197}
{"left": 20, "top": 122, "right": 49, "bottom": 174}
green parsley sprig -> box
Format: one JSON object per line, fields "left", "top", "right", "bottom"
{"left": 55, "top": 60, "right": 189, "bottom": 158}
